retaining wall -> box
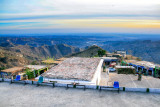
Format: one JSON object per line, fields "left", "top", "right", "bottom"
{"left": 1, "top": 78, "right": 160, "bottom": 94}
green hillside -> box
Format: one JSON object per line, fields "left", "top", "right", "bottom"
{"left": 68, "top": 45, "right": 106, "bottom": 57}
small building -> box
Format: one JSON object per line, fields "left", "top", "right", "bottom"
{"left": 101, "top": 57, "right": 118, "bottom": 66}
{"left": 25, "top": 65, "right": 48, "bottom": 76}
{"left": 42, "top": 57, "right": 66, "bottom": 65}
{"left": 115, "top": 66, "right": 135, "bottom": 69}
{"left": 114, "top": 50, "right": 126, "bottom": 58}
{"left": 112, "top": 54, "right": 123, "bottom": 58}
{"left": 56, "top": 57, "right": 67, "bottom": 61}
{"left": 106, "top": 53, "right": 122, "bottom": 58}
{"left": 41, "top": 57, "right": 104, "bottom": 85}
{"left": 115, "top": 66, "right": 136, "bottom": 74}
{"left": 1, "top": 67, "right": 25, "bottom": 79}
{"left": 124, "top": 60, "right": 156, "bottom": 76}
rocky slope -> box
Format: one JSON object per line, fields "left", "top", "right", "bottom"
{"left": 0, "top": 43, "right": 81, "bottom": 68}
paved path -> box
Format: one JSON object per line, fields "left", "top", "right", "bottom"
{"left": 109, "top": 73, "right": 160, "bottom": 88}
{"left": 0, "top": 82, "right": 160, "bottom": 107}
{"left": 100, "top": 68, "right": 109, "bottom": 86}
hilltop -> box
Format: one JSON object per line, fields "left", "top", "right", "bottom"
{"left": 68, "top": 45, "right": 106, "bottom": 57}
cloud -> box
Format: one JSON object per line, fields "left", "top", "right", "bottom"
{"left": 0, "top": 0, "right": 160, "bottom": 34}
{"left": 1, "top": 0, "right": 160, "bottom": 18}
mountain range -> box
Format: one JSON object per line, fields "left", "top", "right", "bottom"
{"left": 0, "top": 35, "right": 160, "bottom": 68}
{"left": 0, "top": 42, "right": 81, "bottom": 68}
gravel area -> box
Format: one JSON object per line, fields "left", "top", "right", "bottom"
{"left": 0, "top": 82, "right": 160, "bottom": 107}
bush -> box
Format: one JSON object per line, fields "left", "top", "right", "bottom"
{"left": 0, "top": 67, "right": 6, "bottom": 71}
{"left": 98, "top": 49, "right": 106, "bottom": 57}
{"left": 25, "top": 69, "right": 34, "bottom": 79}
{"left": 96, "top": 85, "right": 99, "bottom": 89}
{"left": 94, "top": 54, "right": 99, "bottom": 57}
{"left": 103, "top": 66, "right": 106, "bottom": 72}
{"left": 123, "top": 87, "right": 125, "bottom": 91}
{"left": 31, "top": 61, "right": 39, "bottom": 65}
{"left": 117, "top": 68, "right": 136, "bottom": 74}
{"left": 146, "top": 88, "right": 150, "bottom": 93}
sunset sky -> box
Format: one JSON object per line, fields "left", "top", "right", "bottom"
{"left": 0, "top": 0, "right": 160, "bottom": 34}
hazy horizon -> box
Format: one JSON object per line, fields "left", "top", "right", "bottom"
{"left": 0, "top": 0, "right": 160, "bottom": 34}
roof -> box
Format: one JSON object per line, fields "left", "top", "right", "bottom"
{"left": 125, "top": 60, "right": 137, "bottom": 64}
{"left": 25, "top": 65, "right": 47, "bottom": 70}
{"left": 42, "top": 57, "right": 102, "bottom": 81}
{"left": 115, "top": 66, "right": 135, "bottom": 69}
{"left": 106, "top": 53, "right": 122, "bottom": 56}
{"left": 42, "top": 60, "right": 62, "bottom": 64}
{"left": 1, "top": 67, "right": 24, "bottom": 73}
{"left": 101, "top": 57, "right": 118, "bottom": 61}
{"left": 42, "top": 59, "right": 55, "bottom": 64}
{"left": 155, "top": 64, "right": 160, "bottom": 68}
{"left": 125, "top": 60, "right": 156, "bottom": 68}
{"left": 103, "top": 57, "right": 118, "bottom": 59}
{"left": 42, "top": 58, "right": 66, "bottom": 64}
{"left": 56, "top": 57, "right": 67, "bottom": 61}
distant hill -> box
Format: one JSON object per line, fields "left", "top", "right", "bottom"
{"left": 68, "top": 45, "right": 103, "bottom": 57}
{"left": 0, "top": 44, "right": 81, "bottom": 68}
{"left": 0, "top": 40, "right": 15, "bottom": 47}
{"left": 1, "top": 36, "right": 160, "bottom": 64}
{"left": 102, "top": 40, "right": 160, "bottom": 64}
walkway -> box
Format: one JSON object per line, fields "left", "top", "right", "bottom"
{"left": 109, "top": 72, "right": 160, "bottom": 88}
{"left": 99, "top": 68, "right": 110, "bottom": 86}
{"left": 0, "top": 82, "right": 160, "bottom": 107}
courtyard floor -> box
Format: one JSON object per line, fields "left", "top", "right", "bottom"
{"left": 109, "top": 72, "right": 160, "bottom": 88}
{"left": 0, "top": 82, "right": 160, "bottom": 107}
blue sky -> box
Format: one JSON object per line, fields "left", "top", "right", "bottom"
{"left": 0, "top": 0, "right": 160, "bottom": 34}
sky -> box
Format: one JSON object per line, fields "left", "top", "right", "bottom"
{"left": 0, "top": 0, "right": 160, "bottom": 34}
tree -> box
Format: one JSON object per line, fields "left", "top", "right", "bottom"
{"left": 0, "top": 67, "right": 5, "bottom": 71}
{"left": 137, "top": 57, "right": 142, "bottom": 61}
{"left": 31, "top": 61, "right": 39, "bottom": 65}
{"left": 98, "top": 49, "right": 106, "bottom": 57}
{"left": 25, "top": 68, "right": 34, "bottom": 79}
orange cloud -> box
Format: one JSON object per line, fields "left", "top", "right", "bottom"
{"left": 56, "top": 19, "right": 160, "bottom": 28}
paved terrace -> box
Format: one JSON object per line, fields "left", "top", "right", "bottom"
{"left": 42, "top": 57, "right": 101, "bottom": 81}
{"left": 109, "top": 72, "right": 160, "bottom": 88}
{"left": 0, "top": 82, "right": 160, "bottom": 107}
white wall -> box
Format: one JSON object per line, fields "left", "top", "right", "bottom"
{"left": 91, "top": 59, "right": 104, "bottom": 85}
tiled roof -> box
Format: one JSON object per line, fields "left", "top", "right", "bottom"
{"left": 42, "top": 57, "right": 101, "bottom": 81}
{"left": 125, "top": 60, "right": 156, "bottom": 68}
{"left": 1, "top": 67, "right": 24, "bottom": 73}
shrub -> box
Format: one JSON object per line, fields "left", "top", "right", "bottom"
{"left": 0, "top": 67, "right": 6, "bottom": 71}
{"left": 96, "top": 85, "right": 99, "bottom": 89}
{"left": 31, "top": 61, "right": 39, "bottom": 65}
{"left": 117, "top": 68, "right": 136, "bottom": 74}
{"left": 146, "top": 88, "right": 150, "bottom": 93}
{"left": 98, "top": 49, "right": 106, "bottom": 57}
{"left": 123, "top": 87, "right": 125, "bottom": 91}
{"left": 25, "top": 69, "right": 34, "bottom": 79}
{"left": 103, "top": 66, "right": 106, "bottom": 72}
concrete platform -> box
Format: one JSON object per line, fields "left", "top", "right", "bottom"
{"left": 99, "top": 68, "right": 109, "bottom": 86}
{"left": 0, "top": 82, "right": 160, "bottom": 107}
{"left": 109, "top": 73, "right": 160, "bottom": 88}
